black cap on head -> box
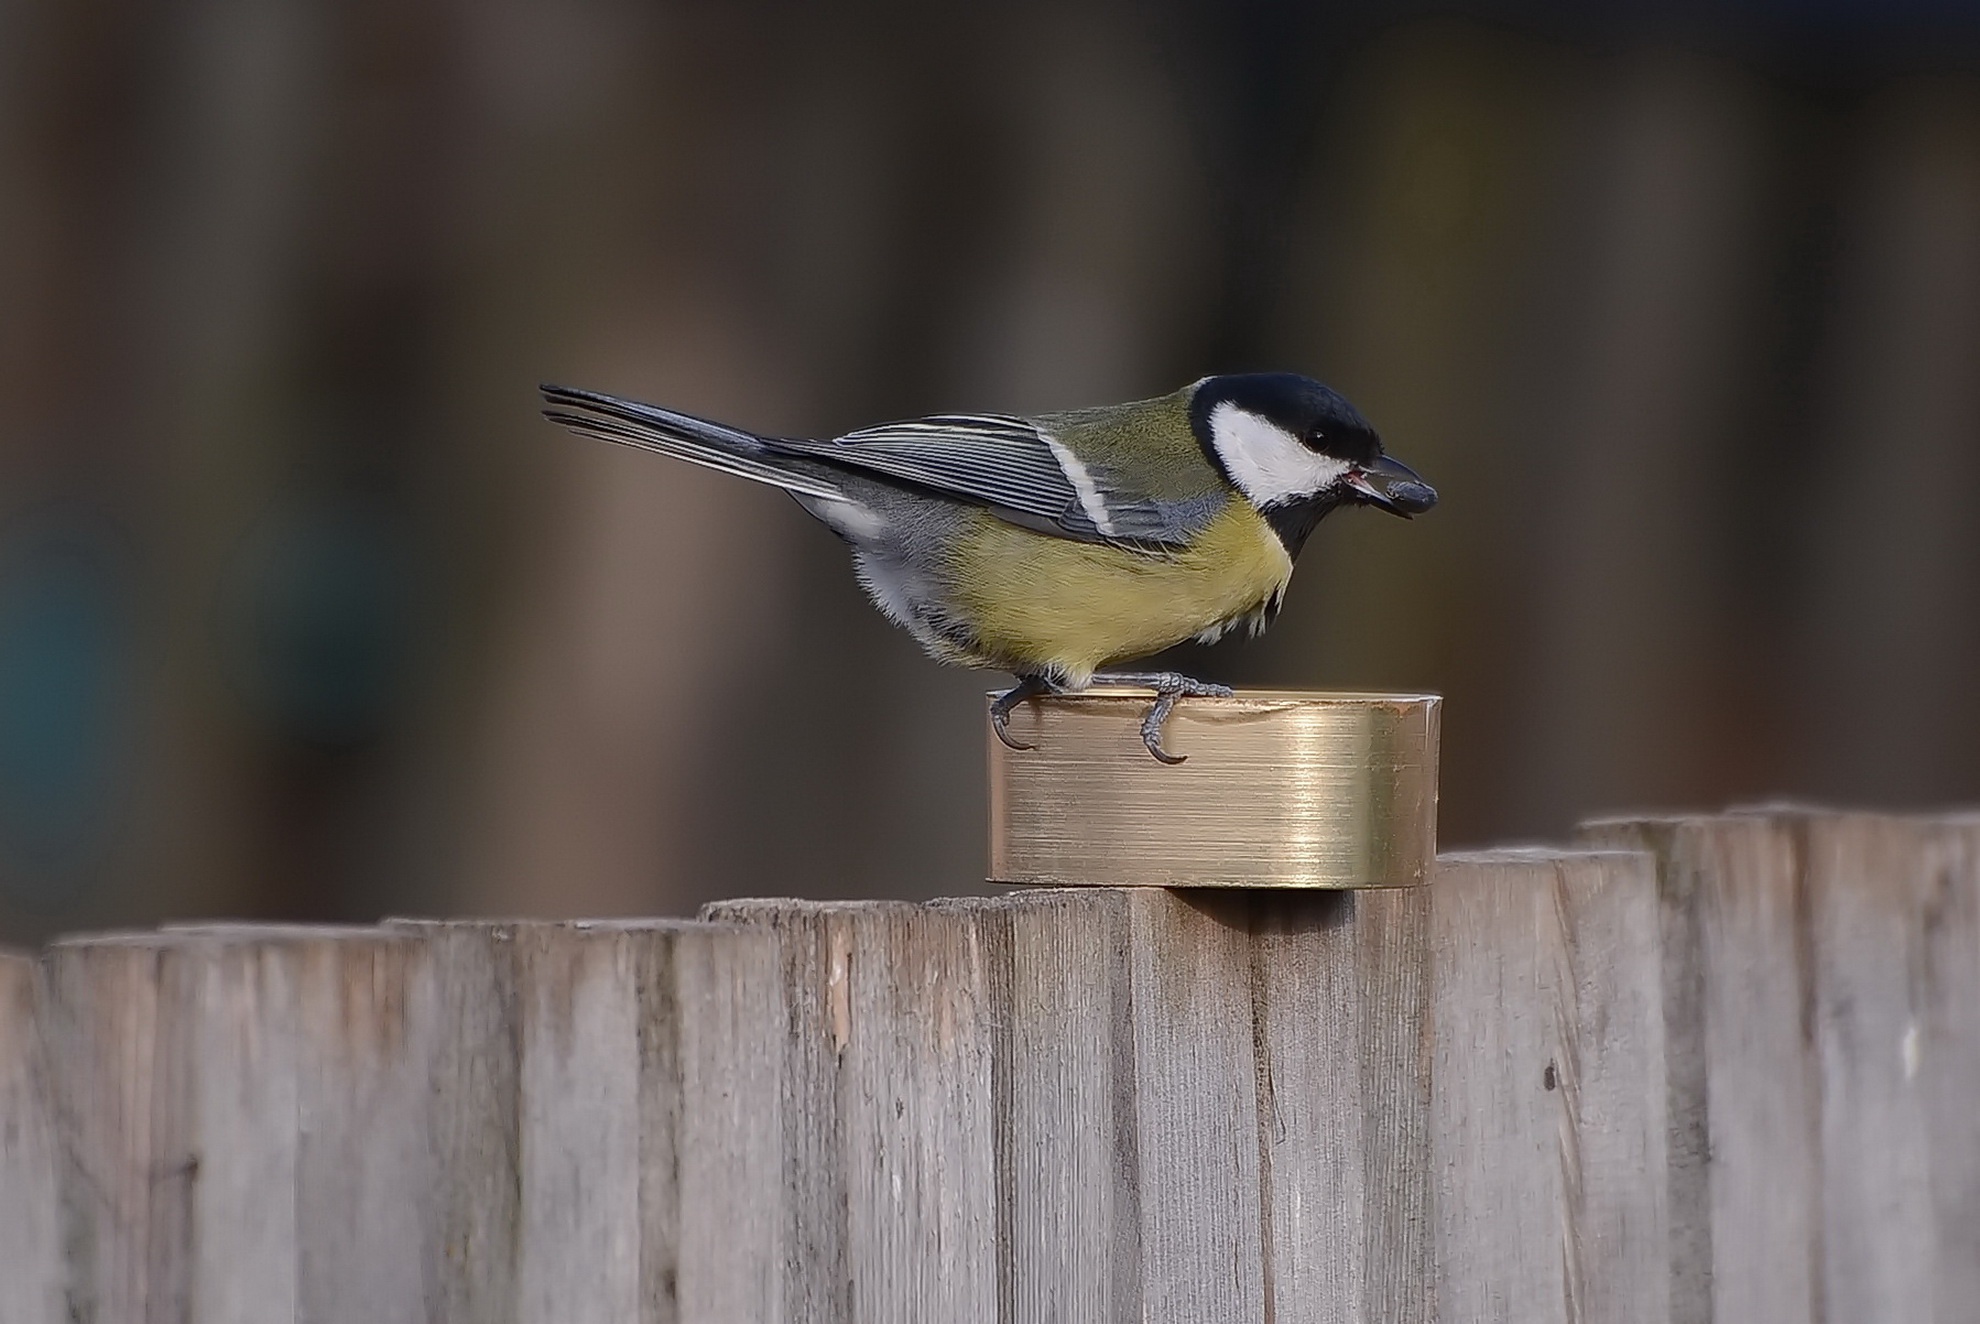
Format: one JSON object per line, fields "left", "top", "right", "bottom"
{"left": 1189, "top": 373, "right": 1383, "bottom": 466}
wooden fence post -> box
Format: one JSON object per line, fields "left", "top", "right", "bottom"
{"left": 386, "top": 919, "right": 524, "bottom": 1322}
{"left": 1102, "top": 887, "right": 1431, "bottom": 1324}
{"left": 1794, "top": 813, "right": 1980, "bottom": 1322}
{"left": 713, "top": 887, "right": 1433, "bottom": 1324}
{"left": 4, "top": 805, "right": 1975, "bottom": 1323}
{"left": 1096, "top": 888, "right": 1272, "bottom": 1324}
{"left": 1, "top": 951, "right": 62, "bottom": 1324}
{"left": 963, "top": 890, "right": 1139, "bottom": 1324}
{"left": 699, "top": 899, "right": 999, "bottom": 1324}
{"left": 1580, "top": 810, "right": 1980, "bottom": 1324}
{"left": 30, "top": 920, "right": 785, "bottom": 1324}
{"left": 1428, "top": 850, "right": 1668, "bottom": 1324}
{"left": 700, "top": 898, "right": 1005, "bottom": 1322}
{"left": 1580, "top": 813, "right": 1814, "bottom": 1324}
{"left": 388, "top": 918, "right": 787, "bottom": 1324}
{"left": 37, "top": 928, "right": 441, "bottom": 1324}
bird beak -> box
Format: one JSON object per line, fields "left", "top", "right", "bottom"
{"left": 1347, "top": 455, "right": 1437, "bottom": 518}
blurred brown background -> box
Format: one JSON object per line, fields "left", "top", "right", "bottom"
{"left": 3, "top": 1, "right": 1978, "bottom": 943}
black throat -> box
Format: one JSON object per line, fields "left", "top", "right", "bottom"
{"left": 1260, "top": 494, "right": 1343, "bottom": 559}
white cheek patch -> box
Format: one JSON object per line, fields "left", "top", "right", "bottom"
{"left": 1208, "top": 401, "right": 1350, "bottom": 507}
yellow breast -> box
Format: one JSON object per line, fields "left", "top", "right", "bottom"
{"left": 948, "top": 501, "right": 1293, "bottom": 684}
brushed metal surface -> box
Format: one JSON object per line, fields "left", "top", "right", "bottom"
{"left": 988, "top": 689, "right": 1440, "bottom": 889}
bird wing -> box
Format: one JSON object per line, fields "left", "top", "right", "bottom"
{"left": 774, "top": 414, "right": 1221, "bottom": 548}
{"left": 541, "top": 385, "right": 853, "bottom": 502}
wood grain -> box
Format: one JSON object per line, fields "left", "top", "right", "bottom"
{"left": 1908, "top": 816, "right": 1980, "bottom": 1322}
{"left": 14, "top": 802, "right": 1978, "bottom": 1323}
{"left": 292, "top": 932, "right": 443, "bottom": 1324}
{"left": 388, "top": 918, "right": 525, "bottom": 1323}
{"left": 37, "top": 919, "right": 785, "bottom": 1324}
{"left": 763, "top": 886, "right": 1436, "bottom": 1324}
{"left": 967, "top": 889, "right": 1138, "bottom": 1324}
{"left": 1429, "top": 849, "right": 1668, "bottom": 1324}
{"left": 1249, "top": 886, "right": 1433, "bottom": 1324}
{"left": 703, "top": 899, "right": 997, "bottom": 1324}
{"left": 1580, "top": 813, "right": 1818, "bottom": 1324}
{"left": 38, "top": 927, "right": 440, "bottom": 1324}
{"left": 1583, "top": 808, "right": 1980, "bottom": 1324}
{"left": 1120, "top": 889, "right": 1269, "bottom": 1322}
{"left": 1799, "top": 813, "right": 1980, "bottom": 1324}
{"left": 391, "top": 918, "right": 787, "bottom": 1324}
{"left": 0, "top": 951, "right": 62, "bottom": 1324}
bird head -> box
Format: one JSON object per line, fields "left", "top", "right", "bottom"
{"left": 1189, "top": 374, "right": 1437, "bottom": 536}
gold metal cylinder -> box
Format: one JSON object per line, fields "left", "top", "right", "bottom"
{"left": 988, "top": 689, "right": 1440, "bottom": 889}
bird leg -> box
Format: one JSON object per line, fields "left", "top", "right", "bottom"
{"left": 1085, "top": 671, "right": 1234, "bottom": 764}
{"left": 990, "top": 674, "right": 1055, "bottom": 751}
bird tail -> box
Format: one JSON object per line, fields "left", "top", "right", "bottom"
{"left": 539, "top": 384, "right": 848, "bottom": 501}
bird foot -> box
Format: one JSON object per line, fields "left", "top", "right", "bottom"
{"left": 1086, "top": 671, "right": 1233, "bottom": 764}
{"left": 990, "top": 675, "right": 1054, "bottom": 751}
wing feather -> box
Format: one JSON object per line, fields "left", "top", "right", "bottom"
{"left": 542, "top": 387, "right": 850, "bottom": 502}
{"left": 772, "top": 414, "right": 1216, "bottom": 547}
{"left": 542, "top": 386, "right": 1223, "bottom": 549}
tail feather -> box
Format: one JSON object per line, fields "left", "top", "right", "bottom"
{"left": 540, "top": 385, "right": 847, "bottom": 502}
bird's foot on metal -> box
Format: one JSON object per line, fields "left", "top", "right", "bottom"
{"left": 1087, "top": 671, "right": 1234, "bottom": 764}
{"left": 990, "top": 675, "right": 1054, "bottom": 751}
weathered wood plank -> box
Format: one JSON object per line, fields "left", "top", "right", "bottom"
{"left": 509, "top": 922, "right": 649, "bottom": 1324}
{"left": 1911, "top": 816, "right": 1980, "bottom": 1322}
{"left": 964, "top": 889, "right": 1137, "bottom": 1324}
{"left": 291, "top": 933, "right": 444, "bottom": 1324}
{"left": 1580, "top": 813, "right": 1817, "bottom": 1324}
{"left": 22, "top": 802, "right": 1972, "bottom": 1324}
{"left": 1119, "top": 890, "right": 1269, "bottom": 1323}
{"left": 44, "top": 932, "right": 299, "bottom": 1324}
{"left": 1429, "top": 849, "right": 1668, "bottom": 1324}
{"left": 388, "top": 919, "right": 524, "bottom": 1323}
{"left": 0, "top": 951, "right": 63, "bottom": 1324}
{"left": 47, "top": 937, "right": 155, "bottom": 1323}
{"left": 138, "top": 923, "right": 446, "bottom": 1323}
{"left": 767, "top": 886, "right": 1434, "bottom": 1324}
{"left": 666, "top": 920, "right": 789, "bottom": 1323}
{"left": 1109, "top": 886, "right": 1433, "bottom": 1324}
{"left": 702, "top": 900, "right": 996, "bottom": 1324}
{"left": 515, "top": 919, "right": 787, "bottom": 1324}
{"left": 1796, "top": 813, "right": 1980, "bottom": 1324}
{"left": 1248, "top": 886, "right": 1433, "bottom": 1324}
{"left": 1915, "top": 816, "right": 1980, "bottom": 1321}
{"left": 1802, "top": 813, "right": 1930, "bottom": 1321}
{"left": 41, "top": 919, "right": 783, "bottom": 1324}
{"left": 390, "top": 918, "right": 788, "bottom": 1324}
{"left": 39, "top": 927, "right": 439, "bottom": 1324}
{"left": 1582, "top": 808, "right": 1980, "bottom": 1323}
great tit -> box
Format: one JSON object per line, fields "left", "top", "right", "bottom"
{"left": 541, "top": 373, "right": 1435, "bottom": 762}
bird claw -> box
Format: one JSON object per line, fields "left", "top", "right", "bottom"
{"left": 995, "top": 671, "right": 1230, "bottom": 763}
{"left": 990, "top": 676, "right": 1049, "bottom": 751}
{"left": 992, "top": 708, "right": 1034, "bottom": 752}
{"left": 1089, "top": 671, "right": 1233, "bottom": 764}
{"left": 1141, "top": 691, "right": 1188, "bottom": 764}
